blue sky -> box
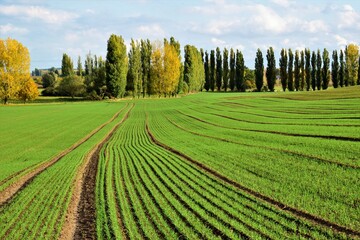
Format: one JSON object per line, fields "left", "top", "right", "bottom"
{"left": 0, "top": 0, "right": 359, "bottom": 70}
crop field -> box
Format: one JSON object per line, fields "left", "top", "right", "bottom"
{"left": 0, "top": 86, "right": 359, "bottom": 239}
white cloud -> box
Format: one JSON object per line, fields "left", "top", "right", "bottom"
{"left": 270, "top": 0, "right": 293, "bottom": 8}
{"left": 137, "top": 24, "right": 165, "bottom": 38}
{"left": 211, "top": 37, "right": 226, "bottom": 46}
{"left": 0, "top": 5, "right": 78, "bottom": 24}
{"left": 0, "top": 23, "right": 28, "bottom": 34}
{"left": 337, "top": 4, "right": 360, "bottom": 29}
{"left": 334, "top": 35, "right": 347, "bottom": 46}
{"left": 301, "top": 20, "right": 328, "bottom": 33}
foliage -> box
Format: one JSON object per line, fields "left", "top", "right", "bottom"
{"left": 311, "top": 51, "right": 316, "bottom": 91}
{"left": 254, "top": 49, "right": 264, "bottom": 92}
{"left": 17, "top": 77, "right": 38, "bottom": 103}
{"left": 57, "top": 75, "right": 85, "bottom": 98}
{"left": 216, "top": 47, "right": 222, "bottom": 91}
{"left": 61, "top": 53, "right": 74, "bottom": 77}
{"left": 106, "top": 34, "right": 128, "bottom": 98}
{"left": 287, "top": 49, "right": 294, "bottom": 91}
{"left": 294, "top": 50, "right": 300, "bottom": 91}
{"left": 42, "top": 71, "right": 57, "bottom": 89}
{"left": 204, "top": 51, "right": 210, "bottom": 91}
{"left": 339, "top": 49, "right": 345, "bottom": 87}
{"left": 305, "top": 49, "right": 311, "bottom": 91}
{"left": 210, "top": 50, "right": 215, "bottom": 92}
{"left": 141, "top": 39, "right": 152, "bottom": 96}
{"left": 279, "top": 48, "right": 287, "bottom": 91}
{"left": 184, "top": 45, "right": 205, "bottom": 93}
{"left": 77, "top": 56, "right": 83, "bottom": 76}
{"left": 127, "top": 39, "right": 142, "bottom": 97}
{"left": 266, "top": 47, "right": 276, "bottom": 92}
{"left": 332, "top": 50, "right": 339, "bottom": 88}
{"left": 322, "top": 48, "right": 330, "bottom": 89}
{"left": 300, "top": 50, "right": 305, "bottom": 91}
{"left": 222, "top": 48, "right": 229, "bottom": 91}
{"left": 316, "top": 49, "right": 322, "bottom": 90}
{"left": 229, "top": 48, "right": 236, "bottom": 91}
{"left": 345, "top": 43, "right": 359, "bottom": 86}
{"left": 235, "top": 50, "right": 245, "bottom": 92}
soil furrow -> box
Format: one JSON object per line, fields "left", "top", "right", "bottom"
{"left": 145, "top": 119, "right": 360, "bottom": 238}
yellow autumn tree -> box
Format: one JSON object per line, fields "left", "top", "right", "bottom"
{"left": 345, "top": 43, "right": 359, "bottom": 86}
{"left": 0, "top": 38, "right": 36, "bottom": 104}
{"left": 18, "top": 77, "right": 38, "bottom": 103}
{"left": 150, "top": 40, "right": 180, "bottom": 97}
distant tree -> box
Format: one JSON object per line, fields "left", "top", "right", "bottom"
{"left": 210, "top": 50, "right": 215, "bottom": 91}
{"left": 311, "top": 51, "right": 316, "bottom": 91}
{"left": 279, "top": 48, "right": 287, "bottom": 91}
{"left": 255, "top": 48, "right": 264, "bottom": 92}
{"left": 127, "top": 39, "right": 142, "bottom": 97}
{"left": 204, "top": 51, "right": 210, "bottom": 91}
{"left": 288, "top": 49, "right": 294, "bottom": 91}
{"left": 266, "top": 47, "right": 276, "bottom": 91}
{"left": 316, "top": 49, "right": 322, "bottom": 90}
{"left": 42, "top": 72, "right": 57, "bottom": 88}
{"left": 169, "top": 37, "right": 183, "bottom": 94}
{"left": 222, "top": 48, "right": 229, "bottom": 91}
{"left": 300, "top": 50, "right": 305, "bottom": 91}
{"left": 18, "top": 77, "right": 38, "bottom": 103}
{"left": 294, "top": 50, "right": 300, "bottom": 91}
{"left": 331, "top": 50, "right": 339, "bottom": 88}
{"left": 57, "top": 75, "right": 85, "bottom": 98}
{"left": 184, "top": 45, "right": 205, "bottom": 93}
{"left": 344, "top": 46, "right": 349, "bottom": 86}
{"left": 77, "top": 56, "right": 83, "bottom": 76}
{"left": 345, "top": 43, "right": 359, "bottom": 86}
{"left": 339, "top": 50, "right": 344, "bottom": 87}
{"left": 216, "top": 47, "right": 222, "bottom": 91}
{"left": 163, "top": 42, "right": 181, "bottom": 95}
{"left": 235, "top": 50, "right": 245, "bottom": 92}
{"left": 141, "top": 39, "right": 152, "bottom": 97}
{"left": 322, "top": 48, "right": 330, "bottom": 89}
{"left": 305, "top": 49, "right": 311, "bottom": 91}
{"left": 61, "top": 53, "right": 74, "bottom": 77}
{"left": 229, "top": 48, "right": 236, "bottom": 91}
{"left": 106, "top": 34, "right": 128, "bottom": 98}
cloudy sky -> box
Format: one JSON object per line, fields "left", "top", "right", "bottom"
{"left": 0, "top": 0, "right": 359, "bottom": 70}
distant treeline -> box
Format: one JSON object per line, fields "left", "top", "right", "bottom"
{"left": 40, "top": 35, "right": 360, "bottom": 99}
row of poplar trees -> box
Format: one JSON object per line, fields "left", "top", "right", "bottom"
{"left": 254, "top": 43, "right": 360, "bottom": 92}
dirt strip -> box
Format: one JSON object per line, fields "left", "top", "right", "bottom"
{"left": 0, "top": 105, "right": 128, "bottom": 207}
{"left": 145, "top": 120, "right": 360, "bottom": 238}
{"left": 59, "top": 103, "right": 134, "bottom": 240}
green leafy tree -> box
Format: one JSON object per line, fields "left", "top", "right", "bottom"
{"left": 255, "top": 48, "right": 264, "bottom": 92}
{"left": 184, "top": 45, "right": 205, "bottom": 92}
{"left": 305, "top": 49, "right": 311, "bottom": 91}
{"left": 316, "top": 49, "right": 322, "bottom": 90}
{"left": 106, "top": 34, "right": 128, "bottom": 98}
{"left": 311, "top": 51, "right": 316, "bottom": 90}
{"left": 331, "top": 50, "right": 339, "bottom": 88}
{"left": 141, "top": 39, "right": 152, "bottom": 97}
{"left": 322, "top": 48, "right": 330, "bottom": 89}
{"left": 169, "top": 37, "right": 183, "bottom": 95}
{"left": 229, "top": 48, "right": 236, "bottom": 91}
{"left": 235, "top": 50, "right": 245, "bottom": 92}
{"left": 210, "top": 50, "right": 215, "bottom": 91}
{"left": 204, "top": 51, "right": 210, "bottom": 91}
{"left": 288, "top": 49, "right": 294, "bottom": 91}
{"left": 294, "top": 50, "right": 300, "bottom": 91}
{"left": 345, "top": 43, "right": 359, "bottom": 86}
{"left": 266, "top": 47, "right": 276, "bottom": 91}
{"left": 57, "top": 75, "right": 85, "bottom": 98}
{"left": 279, "top": 48, "right": 287, "bottom": 91}
{"left": 127, "top": 39, "right": 142, "bottom": 97}
{"left": 339, "top": 49, "right": 344, "bottom": 87}
{"left": 216, "top": 47, "right": 222, "bottom": 91}
{"left": 222, "top": 48, "right": 229, "bottom": 91}
{"left": 77, "top": 56, "right": 83, "bottom": 76}
{"left": 61, "top": 53, "right": 74, "bottom": 77}
{"left": 300, "top": 50, "right": 305, "bottom": 91}
{"left": 42, "top": 72, "right": 57, "bottom": 88}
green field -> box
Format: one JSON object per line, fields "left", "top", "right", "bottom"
{"left": 0, "top": 86, "right": 359, "bottom": 239}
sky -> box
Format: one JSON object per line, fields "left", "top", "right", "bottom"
{"left": 0, "top": 0, "right": 359, "bottom": 70}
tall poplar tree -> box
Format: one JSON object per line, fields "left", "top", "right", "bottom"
{"left": 331, "top": 50, "right": 339, "bottom": 88}
{"left": 61, "top": 53, "right": 74, "bottom": 77}
{"left": 305, "top": 49, "right": 311, "bottom": 91}
{"left": 311, "top": 51, "right": 316, "bottom": 91}
{"left": 222, "top": 48, "right": 229, "bottom": 91}
{"left": 294, "top": 50, "right": 300, "bottom": 91}
{"left": 345, "top": 43, "right": 359, "bottom": 86}
{"left": 204, "top": 51, "right": 210, "bottom": 91}
{"left": 235, "top": 50, "right": 245, "bottom": 92}
{"left": 216, "top": 47, "right": 222, "bottom": 91}
{"left": 106, "top": 34, "right": 128, "bottom": 98}
{"left": 127, "top": 39, "right": 142, "bottom": 97}
{"left": 279, "top": 48, "right": 287, "bottom": 91}
{"left": 300, "top": 50, "right": 305, "bottom": 91}
{"left": 339, "top": 49, "right": 344, "bottom": 87}
{"left": 322, "top": 48, "right": 330, "bottom": 89}
{"left": 288, "top": 49, "right": 294, "bottom": 91}
{"left": 210, "top": 50, "right": 215, "bottom": 91}
{"left": 255, "top": 48, "right": 264, "bottom": 92}
{"left": 229, "top": 48, "right": 236, "bottom": 91}
{"left": 316, "top": 49, "right": 322, "bottom": 90}
{"left": 77, "top": 56, "right": 83, "bottom": 76}
{"left": 141, "top": 39, "right": 152, "bottom": 97}
{"left": 266, "top": 47, "right": 276, "bottom": 91}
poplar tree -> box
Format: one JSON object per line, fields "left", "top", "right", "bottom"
{"left": 279, "top": 48, "right": 287, "bottom": 91}
{"left": 229, "top": 48, "right": 236, "bottom": 91}
{"left": 127, "top": 39, "right": 142, "bottom": 97}
{"left": 61, "top": 53, "right": 74, "bottom": 77}
{"left": 339, "top": 49, "right": 344, "bottom": 87}
{"left": 344, "top": 46, "right": 349, "bottom": 86}
{"left": 288, "top": 49, "right": 294, "bottom": 91}
{"left": 305, "top": 49, "right": 311, "bottom": 91}
{"left": 77, "top": 56, "right": 83, "bottom": 76}
{"left": 311, "top": 51, "right": 316, "bottom": 90}
{"left": 204, "top": 51, "right": 210, "bottom": 91}
{"left": 331, "top": 50, "right": 339, "bottom": 88}
{"left": 300, "top": 50, "right": 305, "bottom": 91}
{"left": 345, "top": 43, "right": 359, "bottom": 86}
{"left": 316, "top": 49, "right": 322, "bottom": 90}
{"left": 222, "top": 48, "right": 229, "bottom": 91}
{"left": 210, "top": 50, "right": 215, "bottom": 91}
{"left": 235, "top": 50, "right": 245, "bottom": 92}
{"left": 255, "top": 48, "right": 264, "bottom": 92}
{"left": 294, "top": 50, "right": 300, "bottom": 91}
{"left": 141, "top": 39, "right": 152, "bottom": 97}
{"left": 216, "top": 47, "right": 222, "bottom": 91}
{"left": 266, "top": 47, "right": 276, "bottom": 91}
{"left": 106, "top": 34, "right": 128, "bottom": 98}
{"left": 322, "top": 48, "right": 330, "bottom": 89}
{"left": 184, "top": 45, "right": 205, "bottom": 92}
